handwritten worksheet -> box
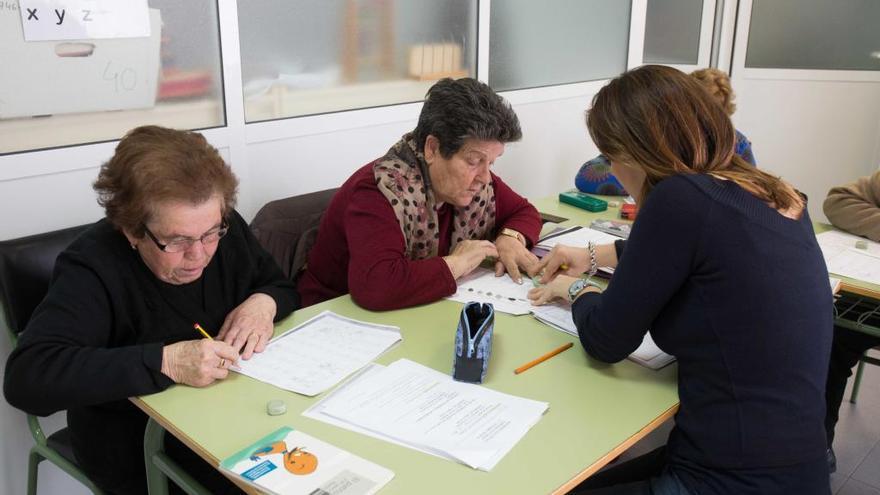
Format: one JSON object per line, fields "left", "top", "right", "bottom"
{"left": 233, "top": 311, "right": 401, "bottom": 396}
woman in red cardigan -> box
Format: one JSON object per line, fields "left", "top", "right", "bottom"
{"left": 298, "top": 78, "right": 542, "bottom": 310}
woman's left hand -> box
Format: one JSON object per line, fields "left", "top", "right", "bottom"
{"left": 528, "top": 274, "right": 579, "bottom": 305}
{"left": 218, "top": 293, "right": 277, "bottom": 359}
{"left": 494, "top": 234, "right": 540, "bottom": 284}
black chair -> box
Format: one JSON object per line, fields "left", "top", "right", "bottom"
{"left": 0, "top": 224, "right": 105, "bottom": 495}
{"left": 250, "top": 188, "right": 339, "bottom": 280}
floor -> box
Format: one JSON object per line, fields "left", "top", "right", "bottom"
{"left": 612, "top": 349, "right": 880, "bottom": 494}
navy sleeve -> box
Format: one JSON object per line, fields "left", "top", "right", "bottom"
{"left": 572, "top": 177, "right": 708, "bottom": 362}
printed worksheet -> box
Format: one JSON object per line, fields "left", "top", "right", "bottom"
{"left": 233, "top": 311, "right": 401, "bottom": 396}
{"left": 314, "top": 359, "right": 548, "bottom": 471}
{"left": 817, "top": 231, "right": 880, "bottom": 285}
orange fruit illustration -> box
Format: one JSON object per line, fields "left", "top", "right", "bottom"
{"left": 284, "top": 446, "right": 318, "bottom": 475}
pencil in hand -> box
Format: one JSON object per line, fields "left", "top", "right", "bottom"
{"left": 193, "top": 323, "right": 213, "bottom": 340}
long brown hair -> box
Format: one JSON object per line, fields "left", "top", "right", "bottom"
{"left": 587, "top": 65, "right": 801, "bottom": 211}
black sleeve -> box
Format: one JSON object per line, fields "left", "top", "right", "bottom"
{"left": 3, "top": 253, "right": 173, "bottom": 417}
{"left": 614, "top": 239, "right": 626, "bottom": 260}
{"left": 230, "top": 210, "right": 300, "bottom": 321}
{"left": 572, "top": 179, "right": 707, "bottom": 362}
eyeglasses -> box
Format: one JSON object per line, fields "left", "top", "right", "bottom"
{"left": 144, "top": 220, "right": 228, "bottom": 253}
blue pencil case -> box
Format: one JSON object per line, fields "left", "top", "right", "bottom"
{"left": 452, "top": 302, "right": 495, "bottom": 383}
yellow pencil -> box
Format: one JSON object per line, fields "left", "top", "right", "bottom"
{"left": 514, "top": 342, "right": 574, "bottom": 374}
{"left": 193, "top": 323, "right": 213, "bottom": 340}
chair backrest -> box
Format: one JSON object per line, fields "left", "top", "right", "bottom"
{"left": 250, "top": 188, "right": 338, "bottom": 279}
{"left": 0, "top": 224, "right": 91, "bottom": 336}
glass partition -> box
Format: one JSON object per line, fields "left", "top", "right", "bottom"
{"left": 643, "top": 0, "right": 704, "bottom": 65}
{"left": 489, "top": 0, "right": 631, "bottom": 91}
{"left": 746, "top": 0, "right": 880, "bottom": 71}
{"left": 0, "top": 0, "right": 225, "bottom": 155}
{"left": 238, "top": 0, "right": 478, "bottom": 123}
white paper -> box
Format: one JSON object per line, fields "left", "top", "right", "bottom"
{"left": 312, "top": 359, "right": 548, "bottom": 471}
{"left": 536, "top": 225, "right": 620, "bottom": 250}
{"left": 448, "top": 268, "right": 534, "bottom": 315}
{"left": 817, "top": 231, "right": 880, "bottom": 285}
{"left": 233, "top": 311, "right": 401, "bottom": 397}
{"left": 531, "top": 303, "right": 578, "bottom": 335}
{"left": 531, "top": 304, "right": 675, "bottom": 370}
{"left": 18, "top": 0, "right": 150, "bottom": 41}
{"left": 303, "top": 364, "right": 456, "bottom": 461}
{"left": 629, "top": 333, "right": 675, "bottom": 370}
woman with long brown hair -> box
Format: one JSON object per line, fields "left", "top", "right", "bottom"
{"left": 529, "top": 65, "right": 832, "bottom": 494}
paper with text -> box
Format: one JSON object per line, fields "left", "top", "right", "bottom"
{"left": 817, "top": 231, "right": 880, "bottom": 285}
{"left": 314, "top": 359, "right": 548, "bottom": 471}
{"left": 233, "top": 311, "right": 401, "bottom": 397}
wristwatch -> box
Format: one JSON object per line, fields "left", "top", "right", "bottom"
{"left": 498, "top": 228, "right": 526, "bottom": 246}
{"left": 568, "top": 278, "right": 600, "bottom": 302}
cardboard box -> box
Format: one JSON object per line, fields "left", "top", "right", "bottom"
{"left": 0, "top": 8, "right": 161, "bottom": 118}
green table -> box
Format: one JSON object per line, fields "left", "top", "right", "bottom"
{"left": 134, "top": 292, "right": 678, "bottom": 494}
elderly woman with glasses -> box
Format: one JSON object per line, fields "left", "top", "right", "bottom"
{"left": 298, "top": 78, "right": 542, "bottom": 310}
{"left": 4, "top": 125, "right": 299, "bottom": 494}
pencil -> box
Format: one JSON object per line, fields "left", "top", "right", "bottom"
{"left": 514, "top": 342, "right": 574, "bottom": 374}
{"left": 193, "top": 323, "right": 213, "bottom": 340}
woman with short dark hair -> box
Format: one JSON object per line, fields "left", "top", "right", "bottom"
{"left": 4, "top": 125, "right": 299, "bottom": 494}
{"left": 298, "top": 78, "right": 542, "bottom": 310}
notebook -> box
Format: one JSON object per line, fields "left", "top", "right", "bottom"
{"left": 220, "top": 426, "right": 393, "bottom": 495}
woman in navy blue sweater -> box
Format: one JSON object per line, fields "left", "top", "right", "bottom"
{"left": 529, "top": 65, "right": 832, "bottom": 495}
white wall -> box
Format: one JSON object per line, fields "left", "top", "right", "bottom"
{"left": 732, "top": 79, "right": 880, "bottom": 222}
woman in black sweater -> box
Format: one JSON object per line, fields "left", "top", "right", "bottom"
{"left": 4, "top": 126, "right": 299, "bottom": 494}
{"left": 529, "top": 66, "right": 832, "bottom": 494}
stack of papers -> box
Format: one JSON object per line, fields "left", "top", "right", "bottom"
{"left": 817, "top": 231, "right": 880, "bottom": 285}
{"left": 534, "top": 226, "right": 620, "bottom": 276}
{"left": 233, "top": 311, "right": 401, "bottom": 396}
{"left": 304, "top": 359, "right": 548, "bottom": 471}
{"left": 536, "top": 225, "right": 620, "bottom": 251}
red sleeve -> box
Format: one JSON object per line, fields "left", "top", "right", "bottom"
{"left": 345, "top": 183, "right": 457, "bottom": 311}
{"left": 492, "top": 174, "right": 542, "bottom": 246}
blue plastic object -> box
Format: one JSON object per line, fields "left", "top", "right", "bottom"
{"left": 452, "top": 302, "right": 495, "bottom": 383}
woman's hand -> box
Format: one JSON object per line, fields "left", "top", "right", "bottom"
{"left": 529, "top": 245, "right": 591, "bottom": 284}
{"left": 218, "top": 293, "right": 277, "bottom": 359}
{"left": 494, "top": 234, "right": 540, "bottom": 284}
{"left": 443, "top": 240, "right": 499, "bottom": 279}
{"left": 161, "top": 339, "right": 239, "bottom": 387}
{"left": 528, "top": 274, "right": 579, "bottom": 305}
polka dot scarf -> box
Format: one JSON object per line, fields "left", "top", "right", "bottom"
{"left": 373, "top": 133, "right": 496, "bottom": 260}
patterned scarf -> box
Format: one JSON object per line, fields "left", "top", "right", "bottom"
{"left": 373, "top": 133, "right": 496, "bottom": 260}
